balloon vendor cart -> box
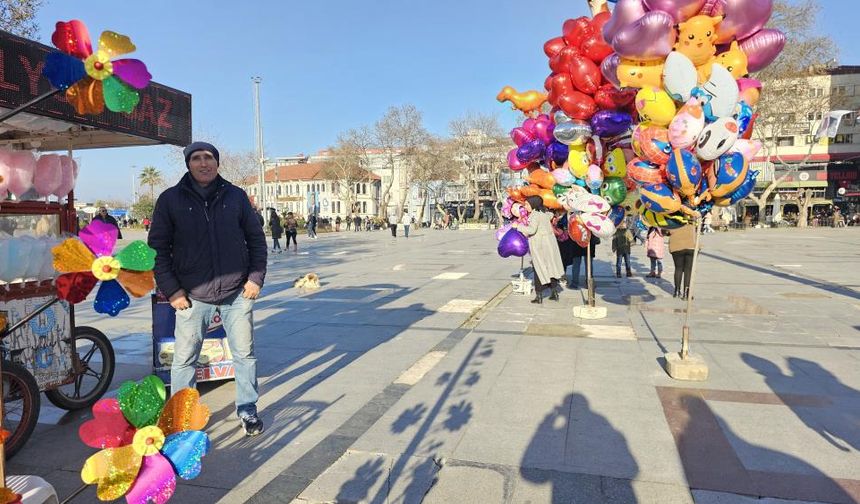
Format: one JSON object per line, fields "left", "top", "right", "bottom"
{"left": 0, "top": 22, "right": 190, "bottom": 502}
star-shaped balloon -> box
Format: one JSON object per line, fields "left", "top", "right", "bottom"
{"left": 51, "top": 220, "right": 156, "bottom": 316}
{"left": 42, "top": 20, "right": 152, "bottom": 115}
{"left": 79, "top": 376, "right": 211, "bottom": 503}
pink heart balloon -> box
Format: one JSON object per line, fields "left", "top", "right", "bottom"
{"left": 643, "top": 0, "right": 706, "bottom": 22}
{"left": 534, "top": 119, "right": 554, "bottom": 145}
{"left": 716, "top": 0, "right": 773, "bottom": 44}
{"left": 601, "top": 53, "right": 621, "bottom": 88}
{"left": 522, "top": 118, "right": 538, "bottom": 136}
{"left": 699, "top": 0, "right": 725, "bottom": 16}
{"left": 603, "top": 0, "right": 647, "bottom": 44}
{"left": 739, "top": 29, "right": 785, "bottom": 72}
{"left": 508, "top": 148, "right": 528, "bottom": 171}
{"left": 612, "top": 11, "right": 677, "bottom": 60}
{"left": 511, "top": 127, "right": 534, "bottom": 147}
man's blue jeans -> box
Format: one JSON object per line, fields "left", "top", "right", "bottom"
{"left": 172, "top": 291, "right": 258, "bottom": 417}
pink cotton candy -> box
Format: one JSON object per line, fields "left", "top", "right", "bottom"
{"left": 0, "top": 149, "right": 11, "bottom": 195}
{"left": 8, "top": 151, "right": 36, "bottom": 198}
{"left": 34, "top": 154, "right": 63, "bottom": 197}
{"left": 55, "top": 155, "right": 77, "bottom": 199}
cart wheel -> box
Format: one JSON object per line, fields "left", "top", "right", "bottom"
{"left": 3, "top": 360, "right": 40, "bottom": 459}
{"left": 44, "top": 326, "right": 115, "bottom": 410}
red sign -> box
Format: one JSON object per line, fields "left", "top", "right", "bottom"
{"left": 0, "top": 29, "right": 191, "bottom": 146}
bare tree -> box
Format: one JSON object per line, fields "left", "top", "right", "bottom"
{"left": 448, "top": 112, "right": 507, "bottom": 222}
{"left": 747, "top": 0, "right": 839, "bottom": 226}
{"left": 0, "top": 0, "right": 42, "bottom": 38}
{"left": 410, "top": 136, "right": 458, "bottom": 225}
{"left": 373, "top": 105, "right": 428, "bottom": 218}
{"left": 322, "top": 127, "right": 374, "bottom": 217}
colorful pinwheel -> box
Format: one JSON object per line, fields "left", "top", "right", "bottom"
{"left": 51, "top": 220, "right": 156, "bottom": 316}
{"left": 79, "top": 376, "right": 210, "bottom": 503}
{"left": 42, "top": 20, "right": 152, "bottom": 115}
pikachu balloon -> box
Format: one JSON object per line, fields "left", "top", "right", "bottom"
{"left": 674, "top": 15, "right": 721, "bottom": 67}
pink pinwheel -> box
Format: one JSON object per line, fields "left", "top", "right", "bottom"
{"left": 42, "top": 20, "right": 152, "bottom": 115}
{"left": 51, "top": 220, "right": 155, "bottom": 316}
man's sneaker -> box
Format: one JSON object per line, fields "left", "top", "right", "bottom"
{"left": 240, "top": 413, "right": 264, "bottom": 436}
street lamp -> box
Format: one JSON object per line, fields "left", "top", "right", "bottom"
{"left": 252, "top": 76, "right": 266, "bottom": 224}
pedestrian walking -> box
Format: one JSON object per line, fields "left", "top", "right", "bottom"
{"left": 148, "top": 141, "right": 266, "bottom": 436}
{"left": 269, "top": 208, "right": 283, "bottom": 253}
{"left": 255, "top": 208, "right": 264, "bottom": 227}
{"left": 284, "top": 211, "right": 298, "bottom": 252}
{"left": 513, "top": 196, "right": 565, "bottom": 304}
{"left": 308, "top": 213, "right": 317, "bottom": 239}
{"left": 346, "top": 213, "right": 352, "bottom": 231}
{"left": 667, "top": 222, "right": 696, "bottom": 299}
{"left": 388, "top": 212, "right": 398, "bottom": 237}
{"left": 335, "top": 215, "right": 342, "bottom": 232}
{"left": 645, "top": 226, "right": 664, "bottom": 278}
{"left": 401, "top": 210, "right": 412, "bottom": 238}
{"left": 143, "top": 216, "right": 151, "bottom": 232}
{"left": 611, "top": 221, "right": 633, "bottom": 278}
{"left": 354, "top": 214, "right": 362, "bottom": 232}
{"left": 93, "top": 206, "right": 123, "bottom": 239}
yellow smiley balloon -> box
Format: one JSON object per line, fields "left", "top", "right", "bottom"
{"left": 635, "top": 87, "right": 677, "bottom": 127}
{"left": 567, "top": 144, "right": 591, "bottom": 179}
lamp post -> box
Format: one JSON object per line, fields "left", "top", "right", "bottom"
{"left": 252, "top": 76, "right": 266, "bottom": 224}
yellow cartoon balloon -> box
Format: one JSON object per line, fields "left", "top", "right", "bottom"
{"left": 674, "top": 15, "right": 721, "bottom": 67}
{"left": 568, "top": 144, "right": 591, "bottom": 179}
{"left": 616, "top": 58, "right": 664, "bottom": 89}
{"left": 635, "top": 87, "right": 676, "bottom": 127}
{"left": 698, "top": 41, "right": 749, "bottom": 82}
{"left": 603, "top": 147, "right": 627, "bottom": 178}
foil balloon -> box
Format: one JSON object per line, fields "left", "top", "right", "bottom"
{"left": 600, "top": 53, "right": 622, "bottom": 89}
{"left": 695, "top": 117, "right": 739, "bottom": 160}
{"left": 665, "top": 148, "right": 703, "bottom": 201}
{"left": 669, "top": 99, "right": 706, "bottom": 149}
{"left": 608, "top": 205, "right": 626, "bottom": 226}
{"left": 639, "top": 182, "right": 683, "bottom": 214}
{"left": 730, "top": 139, "right": 762, "bottom": 160}
{"left": 553, "top": 120, "right": 592, "bottom": 145}
{"left": 510, "top": 127, "right": 534, "bottom": 147}
{"left": 673, "top": 15, "right": 721, "bottom": 66}
{"left": 586, "top": 164, "right": 604, "bottom": 190}
{"left": 495, "top": 224, "right": 512, "bottom": 241}
{"left": 552, "top": 167, "right": 575, "bottom": 186}
{"left": 557, "top": 90, "right": 597, "bottom": 121}
{"left": 706, "top": 151, "right": 749, "bottom": 199}
{"left": 691, "top": 64, "right": 739, "bottom": 121}
{"left": 740, "top": 29, "right": 786, "bottom": 73}
{"left": 591, "top": 110, "right": 633, "bottom": 137}
{"left": 552, "top": 183, "right": 568, "bottom": 197}
{"left": 507, "top": 149, "right": 529, "bottom": 171}
{"left": 707, "top": 41, "right": 749, "bottom": 81}
{"left": 716, "top": 0, "right": 773, "bottom": 44}
{"left": 569, "top": 192, "right": 612, "bottom": 214}
{"left": 526, "top": 169, "right": 557, "bottom": 190}
{"left": 616, "top": 58, "right": 664, "bottom": 89}
{"left": 516, "top": 139, "right": 546, "bottom": 164}
{"left": 568, "top": 216, "right": 591, "bottom": 248}
{"left": 497, "top": 86, "right": 548, "bottom": 116}
{"left": 562, "top": 16, "right": 593, "bottom": 47}
{"left": 602, "top": 0, "right": 647, "bottom": 43}
{"left": 568, "top": 144, "right": 591, "bottom": 178}
{"left": 546, "top": 142, "right": 570, "bottom": 167}
{"left": 637, "top": 201, "right": 689, "bottom": 229}
{"left": 662, "top": 52, "right": 698, "bottom": 102}
{"left": 733, "top": 101, "right": 753, "bottom": 136}
{"left": 723, "top": 169, "right": 759, "bottom": 204}
{"left": 533, "top": 115, "right": 555, "bottom": 144}
{"left": 638, "top": 126, "right": 672, "bottom": 165}
{"left": 611, "top": 10, "right": 677, "bottom": 61}
{"left": 594, "top": 84, "right": 636, "bottom": 111}
{"left": 544, "top": 37, "right": 566, "bottom": 58}
{"left": 635, "top": 87, "right": 676, "bottom": 127}
{"left": 603, "top": 147, "right": 627, "bottom": 178}
{"left": 582, "top": 213, "right": 616, "bottom": 240}
{"left": 600, "top": 177, "right": 628, "bottom": 205}
{"left": 643, "top": 0, "right": 706, "bottom": 22}
{"left": 569, "top": 54, "right": 602, "bottom": 95}
{"left": 737, "top": 78, "right": 761, "bottom": 108}
{"left": 497, "top": 228, "right": 529, "bottom": 258}
{"left": 581, "top": 30, "right": 614, "bottom": 64}
{"left": 553, "top": 109, "right": 572, "bottom": 125}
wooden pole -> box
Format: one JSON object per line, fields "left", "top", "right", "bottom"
{"left": 680, "top": 218, "right": 703, "bottom": 359}
{"left": 586, "top": 238, "right": 595, "bottom": 307}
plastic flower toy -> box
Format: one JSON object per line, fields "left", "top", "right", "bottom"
{"left": 42, "top": 20, "right": 152, "bottom": 115}
{"left": 79, "top": 376, "right": 211, "bottom": 503}
{"left": 51, "top": 220, "right": 156, "bottom": 316}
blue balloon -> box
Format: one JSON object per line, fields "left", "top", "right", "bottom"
{"left": 516, "top": 139, "right": 546, "bottom": 164}
{"left": 728, "top": 170, "right": 759, "bottom": 204}
{"left": 590, "top": 110, "right": 633, "bottom": 138}
{"left": 608, "top": 205, "right": 626, "bottom": 226}
{"left": 545, "top": 141, "right": 570, "bottom": 166}
{"left": 734, "top": 101, "right": 753, "bottom": 135}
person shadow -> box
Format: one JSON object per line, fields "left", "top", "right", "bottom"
{"left": 520, "top": 393, "right": 638, "bottom": 503}
{"left": 742, "top": 353, "right": 860, "bottom": 453}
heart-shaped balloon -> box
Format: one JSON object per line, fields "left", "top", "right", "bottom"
{"left": 554, "top": 120, "right": 592, "bottom": 145}
{"left": 495, "top": 223, "right": 512, "bottom": 241}
{"left": 517, "top": 140, "right": 546, "bottom": 164}
{"left": 602, "top": 0, "right": 647, "bottom": 44}
{"left": 591, "top": 110, "right": 633, "bottom": 138}
{"left": 522, "top": 118, "right": 538, "bottom": 136}
{"left": 594, "top": 84, "right": 636, "bottom": 110}
{"left": 511, "top": 127, "right": 534, "bottom": 147}
{"left": 700, "top": 0, "right": 726, "bottom": 16}
{"left": 553, "top": 109, "right": 571, "bottom": 125}
{"left": 739, "top": 29, "right": 785, "bottom": 73}
{"left": 546, "top": 142, "right": 570, "bottom": 167}
{"left": 544, "top": 37, "right": 566, "bottom": 58}
{"left": 557, "top": 91, "right": 597, "bottom": 121}
{"left": 508, "top": 148, "right": 529, "bottom": 171}
{"left": 116, "top": 375, "right": 167, "bottom": 429}
{"left": 569, "top": 55, "right": 602, "bottom": 95}
{"left": 643, "top": 0, "right": 706, "bottom": 22}
{"left": 549, "top": 46, "right": 581, "bottom": 74}
{"left": 600, "top": 53, "right": 622, "bottom": 89}
{"left": 581, "top": 32, "right": 614, "bottom": 65}
{"left": 498, "top": 228, "right": 529, "bottom": 258}
{"left": 534, "top": 118, "right": 555, "bottom": 145}
{"left": 563, "top": 17, "right": 594, "bottom": 47}
{"left": 611, "top": 10, "right": 677, "bottom": 61}
{"left": 79, "top": 398, "right": 137, "bottom": 448}
{"left": 717, "top": 0, "right": 773, "bottom": 44}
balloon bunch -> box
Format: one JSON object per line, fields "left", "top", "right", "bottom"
{"left": 0, "top": 148, "right": 79, "bottom": 201}
{"left": 598, "top": 0, "right": 785, "bottom": 228}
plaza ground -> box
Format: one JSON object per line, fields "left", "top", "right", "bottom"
{"left": 8, "top": 226, "right": 860, "bottom": 503}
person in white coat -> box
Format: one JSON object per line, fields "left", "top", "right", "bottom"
{"left": 401, "top": 210, "right": 412, "bottom": 238}
{"left": 513, "top": 196, "right": 565, "bottom": 304}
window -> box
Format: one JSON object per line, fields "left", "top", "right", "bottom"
{"left": 332, "top": 181, "right": 339, "bottom": 193}
{"left": 807, "top": 111, "right": 823, "bottom": 121}
{"left": 776, "top": 136, "right": 795, "bottom": 147}
{"left": 809, "top": 88, "right": 824, "bottom": 98}
{"left": 832, "top": 85, "right": 851, "bottom": 96}
{"left": 277, "top": 184, "right": 281, "bottom": 196}
{"left": 833, "top": 134, "right": 854, "bottom": 144}
{"left": 362, "top": 183, "right": 367, "bottom": 194}
{"left": 362, "top": 201, "right": 367, "bottom": 213}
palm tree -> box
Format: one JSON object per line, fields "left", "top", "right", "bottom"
{"left": 139, "top": 166, "right": 162, "bottom": 201}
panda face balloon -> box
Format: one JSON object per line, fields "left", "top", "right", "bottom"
{"left": 696, "top": 117, "right": 739, "bottom": 161}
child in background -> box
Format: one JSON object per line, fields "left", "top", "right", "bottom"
{"left": 611, "top": 221, "right": 633, "bottom": 278}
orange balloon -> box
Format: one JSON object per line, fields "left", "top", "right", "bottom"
{"left": 541, "top": 191, "right": 563, "bottom": 209}
{"left": 526, "top": 169, "right": 556, "bottom": 189}
{"left": 519, "top": 185, "right": 543, "bottom": 197}
{"left": 496, "top": 86, "right": 548, "bottom": 116}
{"left": 507, "top": 187, "right": 525, "bottom": 202}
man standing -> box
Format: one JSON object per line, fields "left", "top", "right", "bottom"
{"left": 308, "top": 213, "right": 318, "bottom": 239}
{"left": 148, "top": 141, "right": 267, "bottom": 436}
{"left": 388, "top": 211, "right": 398, "bottom": 237}
{"left": 401, "top": 209, "right": 412, "bottom": 238}
{"left": 93, "top": 207, "right": 123, "bottom": 239}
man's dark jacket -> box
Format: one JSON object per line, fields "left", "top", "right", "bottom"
{"left": 148, "top": 173, "right": 267, "bottom": 304}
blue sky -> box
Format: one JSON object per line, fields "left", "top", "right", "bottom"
{"left": 32, "top": 0, "right": 855, "bottom": 203}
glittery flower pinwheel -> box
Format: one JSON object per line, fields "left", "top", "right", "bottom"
{"left": 42, "top": 20, "right": 152, "bottom": 115}
{"left": 51, "top": 220, "right": 156, "bottom": 316}
{"left": 79, "top": 376, "right": 211, "bottom": 503}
